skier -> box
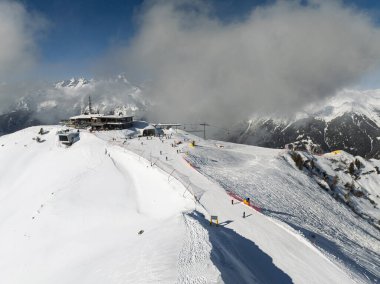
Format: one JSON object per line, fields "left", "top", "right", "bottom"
{"left": 231, "top": 199, "right": 234, "bottom": 205}
{"left": 243, "top": 211, "right": 246, "bottom": 218}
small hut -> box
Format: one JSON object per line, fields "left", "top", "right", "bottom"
{"left": 142, "top": 125, "right": 156, "bottom": 136}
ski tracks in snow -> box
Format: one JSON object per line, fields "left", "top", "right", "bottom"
{"left": 177, "top": 213, "right": 220, "bottom": 284}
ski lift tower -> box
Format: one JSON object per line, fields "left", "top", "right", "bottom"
{"left": 200, "top": 123, "right": 209, "bottom": 140}
{"left": 183, "top": 122, "right": 209, "bottom": 140}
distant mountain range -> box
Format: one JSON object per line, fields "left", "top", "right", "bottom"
{"left": 226, "top": 90, "right": 380, "bottom": 159}
{"left": 0, "top": 74, "right": 149, "bottom": 135}
{"left": 2, "top": 78, "right": 380, "bottom": 160}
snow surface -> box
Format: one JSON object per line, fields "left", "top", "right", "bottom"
{"left": 0, "top": 126, "right": 373, "bottom": 283}
{"left": 181, "top": 136, "right": 380, "bottom": 283}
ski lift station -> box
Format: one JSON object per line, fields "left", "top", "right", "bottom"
{"left": 57, "top": 130, "right": 80, "bottom": 146}
{"left": 141, "top": 123, "right": 181, "bottom": 136}
{"left": 142, "top": 125, "right": 158, "bottom": 136}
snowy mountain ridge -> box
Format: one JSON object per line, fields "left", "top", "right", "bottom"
{"left": 228, "top": 89, "right": 380, "bottom": 159}
{"left": 4, "top": 80, "right": 380, "bottom": 161}
{"left": 307, "top": 89, "right": 380, "bottom": 124}
{"left": 245, "top": 89, "right": 380, "bottom": 130}
{"left": 55, "top": 77, "right": 91, "bottom": 89}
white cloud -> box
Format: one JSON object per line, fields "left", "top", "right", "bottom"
{"left": 0, "top": 0, "right": 45, "bottom": 78}
{"left": 113, "top": 0, "right": 380, "bottom": 126}
{"left": 0, "top": 0, "right": 46, "bottom": 112}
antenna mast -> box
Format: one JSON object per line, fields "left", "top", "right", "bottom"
{"left": 88, "top": 96, "right": 93, "bottom": 114}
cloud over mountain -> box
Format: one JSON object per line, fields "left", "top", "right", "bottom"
{"left": 112, "top": 0, "right": 380, "bottom": 126}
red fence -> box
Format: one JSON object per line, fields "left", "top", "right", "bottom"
{"left": 226, "top": 190, "right": 261, "bottom": 212}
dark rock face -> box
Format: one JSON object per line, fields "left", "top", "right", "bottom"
{"left": 325, "top": 113, "right": 380, "bottom": 158}
{"left": 0, "top": 110, "right": 40, "bottom": 136}
{"left": 228, "top": 112, "right": 380, "bottom": 159}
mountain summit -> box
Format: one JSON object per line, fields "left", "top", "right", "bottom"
{"left": 55, "top": 77, "right": 91, "bottom": 89}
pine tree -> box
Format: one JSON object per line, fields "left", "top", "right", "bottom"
{"left": 348, "top": 162, "right": 355, "bottom": 175}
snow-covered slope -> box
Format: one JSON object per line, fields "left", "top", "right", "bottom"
{"left": 0, "top": 127, "right": 197, "bottom": 283}
{"left": 184, "top": 137, "right": 380, "bottom": 282}
{"left": 0, "top": 126, "right": 361, "bottom": 283}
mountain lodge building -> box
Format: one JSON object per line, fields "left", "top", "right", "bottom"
{"left": 64, "top": 96, "right": 134, "bottom": 130}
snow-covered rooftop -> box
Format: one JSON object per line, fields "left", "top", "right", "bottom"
{"left": 69, "top": 113, "right": 133, "bottom": 120}
{"left": 143, "top": 125, "right": 156, "bottom": 130}
{"left": 69, "top": 114, "right": 104, "bottom": 120}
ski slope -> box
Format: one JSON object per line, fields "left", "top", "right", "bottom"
{"left": 181, "top": 134, "right": 380, "bottom": 283}
{"left": 0, "top": 126, "right": 369, "bottom": 283}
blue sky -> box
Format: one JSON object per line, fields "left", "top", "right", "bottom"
{"left": 22, "top": 0, "right": 144, "bottom": 78}
{"left": 19, "top": 0, "right": 380, "bottom": 83}
{"left": 24, "top": 0, "right": 272, "bottom": 79}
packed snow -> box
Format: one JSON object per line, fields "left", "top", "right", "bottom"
{"left": 0, "top": 125, "right": 376, "bottom": 283}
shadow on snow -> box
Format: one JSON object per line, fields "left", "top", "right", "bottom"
{"left": 188, "top": 211, "right": 293, "bottom": 284}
